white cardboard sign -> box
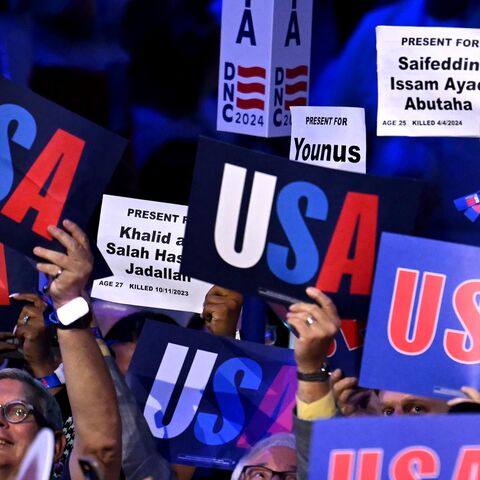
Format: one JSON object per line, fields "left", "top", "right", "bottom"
{"left": 217, "top": 0, "right": 313, "bottom": 137}
{"left": 17, "top": 428, "right": 54, "bottom": 480}
{"left": 289, "top": 106, "right": 366, "bottom": 174}
{"left": 91, "top": 195, "right": 212, "bottom": 313}
{"left": 377, "top": 25, "right": 480, "bottom": 137}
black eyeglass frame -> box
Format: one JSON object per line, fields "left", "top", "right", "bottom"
{"left": 240, "top": 465, "right": 297, "bottom": 480}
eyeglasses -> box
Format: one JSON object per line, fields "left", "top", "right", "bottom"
{"left": 241, "top": 465, "right": 297, "bottom": 480}
{"left": 0, "top": 400, "right": 37, "bottom": 425}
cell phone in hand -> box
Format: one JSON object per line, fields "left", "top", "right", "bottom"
{"left": 78, "top": 457, "right": 104, "bottom": 480}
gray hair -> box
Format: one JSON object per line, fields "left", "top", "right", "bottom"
{"left": 0, "top": 368, "right": 63, "bottom": 431}
{"left": 231, "top": 432, "right": 296, "bottom": 480}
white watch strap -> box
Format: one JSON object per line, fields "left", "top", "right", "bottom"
{"left": 56, "top": 297, "right": 90, "bottom": 325}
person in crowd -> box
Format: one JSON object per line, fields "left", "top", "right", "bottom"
{"left": 230, "top": 433, "right": 297, "bottom": 480}
{"left": 0, "top": 368, "right": 64, "bottom": 479}
{"left": 287, "top": 287, "right": 480, "bottom": 479}
{"left": 4, "top": 232, "right": 178, "bottom": 478}
{"left": 0, "top": 219, "right": 122, "bottom": 479}
{"left": 7, "top": 295, "right": 177, "bottom": 480}
{"left": 8, "top": 292, "right": 75, "bottom": 477}
{"left": 330, "top": 370, "right": 450, "bottom": 417}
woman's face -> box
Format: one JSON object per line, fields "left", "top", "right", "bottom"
{"left": 0, "top": 379, "right": 40, "bottom": 476}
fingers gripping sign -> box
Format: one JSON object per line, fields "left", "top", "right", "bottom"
{"left": 331, "top": 368, "right": 377, "bottom": 416}
{"left": 33, "top": 219, "right": 94, "bottom": 309}
{"left": 447, "top": 386, "right": 480, "bottom": 408}
{"left": 286, "top": 287, "right": 340, "bottom": 374}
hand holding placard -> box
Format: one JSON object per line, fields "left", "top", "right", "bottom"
{"left": 34, "top": 219, "right": 93, "bottom": 309}
{"left": 287, "top": 287, "right": 340, "bottom": 373}
{"left": 287, "top": 287, "right": 339, "bottom": 405}
{"left": 202, "top": 285, "right": 243, "bottom": 337}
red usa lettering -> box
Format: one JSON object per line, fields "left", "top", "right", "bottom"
{"left": 387, "top": 268, "right": 480, "bottom": 364}
{"left": 215, "top": 163, "right": 378, "bottom": 294}
{"left": 0, "top": 104, "right": 85, "bottom": 240}
{"left": 0, "top": 243, "right": 9, "bottom": 305}
{"left": 328, "top": 446, "right": 480, "bottom": 479}
{"left": 327, "top": 319, "right": 366, "bottom": 357}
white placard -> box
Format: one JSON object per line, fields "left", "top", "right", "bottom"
{"left": 377, "top": 25, "right": 480, "bottom": 137}
{"left": 91, "top": 195, "right": 212, "bottom": 313}
{"left": 17, "top": 428, "right": 54, "bottom": 480}
{"left": 217, "top": 0, "right": 313, "bottom": 137}
{"left": 289, "top": 106, "right": 366, "bottom": 173}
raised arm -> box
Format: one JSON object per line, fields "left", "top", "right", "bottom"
{"left": 286, "top": 287, "right": 340, "bottom": 480}
{"left": 287, "top": 287, "right": 340, "bottom": 406}
{"left": 34, "top": 219, "right": 121, "bottom": 480}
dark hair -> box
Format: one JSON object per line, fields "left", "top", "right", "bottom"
{"left": 105, "top": 311, "right": 177, "bottom": 343}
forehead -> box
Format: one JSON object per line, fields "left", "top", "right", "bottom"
{"left": 378, "top": 390, "right": 443, "bottom": 408}
{"left": 249, "top": 446, "right": 297, "bottom": 470}
{"left": 0, "top": 378, "right": 28, "bottom": 402}
{"left": 379, "top": 391, "right": 413, "bottom": 403}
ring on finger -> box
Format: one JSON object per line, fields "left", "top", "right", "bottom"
{"left": 53, "top": 268, "right": 63, "bottom": 280}
{"left": 22, "top": 315, "right": 30, "bottom": 326}
{"left": 305, "top": 315, "right": 316, "bottom": 326}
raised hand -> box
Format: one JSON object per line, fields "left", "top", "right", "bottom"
{"left": 286, "top": 287, "right": 340, "bottom": 374}
{"left": 33, "top": 219, "right": 93, "bottom": 309}
{"left": 202, "top": 285, "right": 243, "bottom": 337}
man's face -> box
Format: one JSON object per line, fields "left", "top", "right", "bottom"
{"left": 376, "top": 390, "right": 449, "bottom": 416}
{"left": 242, "top": 446, "right": 297, "bottom": 478}
{"left": 0, "top": 379, "right": 40, "bottom": 475}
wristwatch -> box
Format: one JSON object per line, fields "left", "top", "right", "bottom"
{"left": 297, "top": 362, "right": 331, "bottom": 382}
{"left": 55, "top": 297, "right": 90, "bottom": 328}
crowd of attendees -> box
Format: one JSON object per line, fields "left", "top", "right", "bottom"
{"left": 1, "top": 0, "right": 480, "bottom": 479}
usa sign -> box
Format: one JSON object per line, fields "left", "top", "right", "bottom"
{"left": 128, "top": 320, "right": 296, "bottom": 469}
{"left": 181, "top": 137, "right": 423, "bottom": 320}
{"left": 309, "top": 414, "right": 480, "bottom": 479}
{"left": 0, "top": 76, "right": 126, "bottom": 257}
{"left": 360, "top": 233, "right": 480, "bottom": 398}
